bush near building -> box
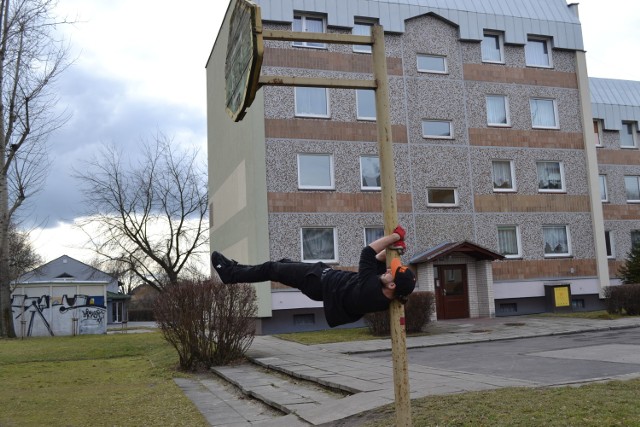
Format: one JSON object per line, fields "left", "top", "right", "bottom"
{"left": 154, "top": 279, "right": 257, "bottom": 370}
{"left": 604, "top": 284, "right": 640, "bottom": 316}
{"left": 364, "top": 291, "right": 435, "bottom": 336}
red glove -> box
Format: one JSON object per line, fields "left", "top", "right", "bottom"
{"left": 393, "top": 225, "right": 406, "bottom": 241}
{"left": 389, "top": 240, "right": 406, "bottom": 253}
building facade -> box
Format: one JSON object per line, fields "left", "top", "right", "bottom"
{"left": 11, "top": 255, "right": 127, "bottom": 337}
{"left": 207, "top": 0, "right": 630, "bottom": 333}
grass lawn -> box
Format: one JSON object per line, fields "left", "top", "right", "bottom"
{"left": 356, "top": 379, "right": 640, "bottom": 426}
{"left": 0, "top": 332, "right": 208, "bottom": 427}
{"left": 534, "top": 310, "right": 636, "bottom": 320}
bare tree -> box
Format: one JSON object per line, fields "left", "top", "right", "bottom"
{"left": 8, "top": 223, "right": 42, "bottom": 284}
{"left": 0, "top": 0, "right": 71, "bottom": 338}
{"left": 75, "top": 134, "right": 209, "bottom": 292}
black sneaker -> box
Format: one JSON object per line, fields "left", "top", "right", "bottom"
{"left": 211, "top": 251, "right": 237, "bottom": 283}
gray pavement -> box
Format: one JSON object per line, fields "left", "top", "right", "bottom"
{"left": 175, "top": 315, "right": 640, "bottom": 426}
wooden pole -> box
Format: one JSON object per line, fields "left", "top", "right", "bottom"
{"left": 372, "top": 24, "right": 412, "bottom": 427}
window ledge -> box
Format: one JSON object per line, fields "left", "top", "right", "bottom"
{"left": 620, "top": 146, "right": 638, "bottom": 149}
{"left": 493, "top": 189, "right": 517, "bottom": 193}
{"left": 487, "top": 124, "right": 512, "bottom": 128}
{"left": 543, "top": 255, "right": 573, "bottom": 259}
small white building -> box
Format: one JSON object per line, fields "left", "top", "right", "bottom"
{"left": 11, "top": 255, "right": 126, "bottom": 337}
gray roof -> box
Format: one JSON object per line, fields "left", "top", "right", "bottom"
{"left": 590, "top": 78, "right": 640, "bottom": 131}
{"left": 16, "top": 255, "right": 117, "bottom": 286}
{"left": 255, "top": 0, "right": 583, "bottom": 50}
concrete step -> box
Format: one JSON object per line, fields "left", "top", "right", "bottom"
{"left": 211, "top": 362, "right": 349, "bottom": 416}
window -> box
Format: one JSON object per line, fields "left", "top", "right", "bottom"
{"left": 525, "top": 37, "right": 551, "bottom": 67}
{"left": 360, "top": 156, "right": 380, "bottom": 190}
{"left": 422, "top": 120, "right": 452, "bottom": 138}
{"left": 492, "top": 160, "right": 516, "bottom": 191}
{"left": 593, "top": 120, "right": 603, "bottom": 147}
{"left": 481, "top": 32, "right": 503, "bottom": 63}
{"left": 572, "top": 299, "right": 585, "bottom": 309}
{"left": 295, "top": 87, "right": 329, "bottom": 117}
{"left": 427, "top": 188, "right": 458, "bottom": 207}
{"left": 297, "top": 154, "right": 334, "bottom": 189}
{"left": 486, "top": 95, "right": 509, "bottom": 126}
{"left": 543, "top": 225, "right": 570, "bottom": 257}
{"left": 632, "top": 231, "right": 640, "bottom": 248}
{"left": 620, "top": 121, "right": 637, "bottom": 148}
{"left": 353, "top": 21, "right": 373, "bottom": 53}
{"left": 293, "top": 313, "right": 315, "bottom": 325}
{"left": 530, "top": 98, "right": 558, "bottom": 129}
{"left": 356, "top": 89, "right": 376, "bottom": 120}
{"left": 599, "top": 175, "right": 608, "bottom": 202}
{"left": 497, "top": 225, "right": 521, "bottom": 258}
{"left": 624, "top": 176, "right": 640, "bottom": 202}
{"left": 605, "top": 230, "right": 614, "bottom": 258}
{"left": 364, "top": 227, "right": 384, "bottom": 245}
{"left": 292, "top": 15, "right": 326, "bottom": 48}
{"left": 498, "top": 303, "right": 518, "bottom": 314}
{"left": 417, "top": 54, "right": 447, "bottom": 73}
{"left": 537, "top": 161, "right": 564, "bottom": 192}
{"left": 301, "top": 227, "right": 337, "bottom": 262}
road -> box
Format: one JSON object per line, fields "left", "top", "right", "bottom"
{"left": 362, "top": 328, "right": 640, "bottom": 386}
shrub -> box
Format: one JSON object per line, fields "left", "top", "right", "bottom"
{"left": 619, "top": 244, "right": 640, "bottom": 285}
{"left": 154, "top": 279, "right": 257, "bottom": 370}
{"left": 364, "top": 291, "right": 435, "bottom": 336}
{"left": 604, "top": 283, "right": 640, "bottom": 316}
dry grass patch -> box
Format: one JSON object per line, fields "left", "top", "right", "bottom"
{"left": 0, "top": 332, "right": 207, "bottom": 427}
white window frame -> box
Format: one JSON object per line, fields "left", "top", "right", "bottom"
{"left": 481, "top": 32, "right": 504, "bottom": 64}
{"left": 416, "top": 54, "right": 448, "bottom": 74}
{"left": 356, "top": 89, "right": 376, "bottom": 121}
{"left": 427, "top": 188, "right": 459, "bottom": 207}
{"left": 300, "top": 227, "right": 338, "bottom": 262}
{"left": 605, "top": 230, "right": 615, "bottom": 259}
{"left": 422, "top": 120, "right": 453, "bottom": 139}
{"left": 486, "top": 95, "right": 510, "bottom": 127}
{"left": 536, "top": 161, "right": 565, "bottom": 193}
{"left": 593, "top": 120, "right": 603, "bottom": 147}
{"left": 543, "top": 225, "right": 571, "bottom": 258}
{"left": 530, "top": 98, "right": 559, "bottom": 129}
{"left": 599, "top": 175, "right": 608, "bottom": 202}
{"left": 492, "top": 160, "right": 517, "bottom": 192}
{"left": 497, "top": 225, "right": 522, "bottom": 258}
{"left": 620, "top": 121, "right": 638, "bottom": 148}
{"left": 360, "top": 155, "right": 381, "bottom": 191}
{"left": 352, "top": 21, "right": 373, "bottom": 54}
{"left": 525, "top": 36, "right": 552, "bottom": 68}
{"left": 292, "top": 14, "right": 327, "bottom": 49}
{"left": 624, "top": 175, "right": 640, "bottom": 203}
{"left": 297, "top": 153, "right": 335, "bottom": 190}
{"left": 363, "top": 227, "right": 384, "bottom": 246}
{"left": 294, "top": 87, "right": 330, "bottom": 118}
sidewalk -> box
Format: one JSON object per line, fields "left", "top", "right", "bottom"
{"left": 179, "top": 315, "right": 640, "bottom": 426}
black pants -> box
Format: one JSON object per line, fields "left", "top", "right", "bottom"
{"left": 226, "top": 260, "right": 325, "bottom": 301}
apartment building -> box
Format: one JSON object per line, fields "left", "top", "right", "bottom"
{"left": 207, "top": 0, "right": 621, "bottom": 333}
{"left": 591, "top": 78, "right": 640, "bottom": 280}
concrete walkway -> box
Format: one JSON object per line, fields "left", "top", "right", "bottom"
{"left": 176, "top": 315, "right": 640, "bottom": 426}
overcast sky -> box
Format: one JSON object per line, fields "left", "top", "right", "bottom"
{"left": 26, "top": 0, "right": 640, "bottom": 264}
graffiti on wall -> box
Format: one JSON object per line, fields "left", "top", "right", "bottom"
{"left": 11, "top": 294, "right": 107, "bottom": 337}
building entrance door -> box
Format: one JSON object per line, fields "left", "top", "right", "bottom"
{"left": 112, "top": 301, "right": 123, "bottom": 323}
{"left": 435, "top": 264, "right": 469, "bottom": 319}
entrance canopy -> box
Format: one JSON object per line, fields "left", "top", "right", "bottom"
{"left": 410, "top": 241, "right": 505, "bottom": 264}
